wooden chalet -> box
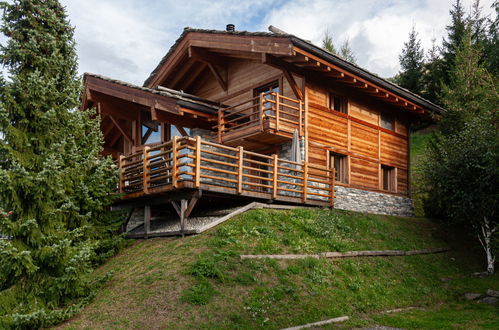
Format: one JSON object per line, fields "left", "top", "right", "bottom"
{"left": 82, "top": 26, "right": 443, "bottom": 236}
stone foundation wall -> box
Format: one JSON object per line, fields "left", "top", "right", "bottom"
{"left": 334, "top": 186, "right": 414, "bottom": 217}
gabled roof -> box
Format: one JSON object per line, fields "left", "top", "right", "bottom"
{"left": 144, "top": 27, "right": 445, "bottom": 115}
{"left": 84, "top": 73, "right": 221, "bottom": 115}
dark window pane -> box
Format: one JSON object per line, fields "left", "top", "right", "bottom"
{"left": 381, "top": 113, "right": 394, "bottom": 130}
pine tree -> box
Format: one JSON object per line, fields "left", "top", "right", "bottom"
{"left": 441, "top": 0, "right": 467, "bottom": 85}
{"left": 421, "top": 38, "right": 443, "bottom": 103}
{"left": 0, "top": 1, "right": 121, "bottom": 327}
{"left": 397, "top": 25, "right": 425, "bottom": 95}
{"left": 322, "top": 30, "right": 337, "bottom": 54}
{"left": 423, "top": 27, "right": 499, "bottom": 274}
{"left": 339, "top": 39, "right": 357, "bottom": 64}
{"left": 483, "top": 0, "right": 498, "bottom": 76}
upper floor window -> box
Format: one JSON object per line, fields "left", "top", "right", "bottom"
{"left": 329, "top": 151, "right": 348, "bottom": 184}
{"left": 329, "top": 93, "right": 347, "bottom": 114}
{"left": 380, "top": 112, "right": 394, "bottom": 130}
{"left": 254, "top": 81, "right": 280, "bottom": 114}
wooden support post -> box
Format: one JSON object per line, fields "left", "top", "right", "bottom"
{"left": 143, "top": 146, "right": 150, "bottom": 194}
{"left": 144, "top": 205, "right": 151, "bottom": 239}
{"left": 302, "top": 162, "right": 308, "bottom": 203}
{"left": 237, "top": 146, "right": 244, "bottom": 194}
{"left": 171, "top": 135, "right": 178, "bottom": 188}
{"left": 118, "top": 155, "right": 125, "bottom": 193}
{"left": 195, "top": 136, "right": 201, "bottom": 188}
{"left": 330, "top": 168, "right": 335, "bottom": 207}
{"left": 275, "top": 93, "right": 280, "bottom": 130}
{"left": 272, "top": 154, "right": 278, "bottom": 199}
{"left": 180, "top": 199, "right": 187, "bottom": 235}
{"left": 218, "top": 109, "right": 224, "bottom": 144}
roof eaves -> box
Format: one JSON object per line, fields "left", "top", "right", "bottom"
{"left": 290, "top": 36, "right": 445, "bottom": 114}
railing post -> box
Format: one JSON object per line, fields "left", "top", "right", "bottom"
{"left": 299, "top": 100, "right": 303, "bottom": 136}
{"left": 143, "top": 146, "right": 150, "bottom": 194}
{"left": 272, "top": 154, "right": 278, "bottom": 199}
{"left": 118, "top": 155, "right": 125, "bottom": 193}
{"left": 302, "top": 162, "right": 308, "bottom": 203}
{"left": 218, "top": 109, "right": 224, "bottom": 144}
{"left": 237, "top": 146, "right": 243, "bottom": 194}
{"left": 260, "top": 92, "right": 265, "bottom": 132}
{"left": 330, "top": 168, "right": 335, "bottom": 207}
{"left": 171, "top": 135, "right": 178, "bottom": 188}
{"left": 195, "top": 136, "right": 201, "bottom": 188}
{"left": 275, "top": 93, "right": 280, "bottom": 131}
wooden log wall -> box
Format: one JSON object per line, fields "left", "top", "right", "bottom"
{"left": 306, "top": 82, "right": 409, "bottom": 196}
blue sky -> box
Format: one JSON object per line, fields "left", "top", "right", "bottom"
{"left": 58, "top": 0, "right": 496, "bottom": 85}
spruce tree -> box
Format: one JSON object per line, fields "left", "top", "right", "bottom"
{"left": 441, "top": 0, "right": 467, "bottom": 85}
{"left": 421, "top": 38, "right": 443, "bottom": 103}
{"left": 0, "top": 0, "right": 121, "bottom": 327}
{"left": 397, "top": 25, "right": 425, "bottom": 95}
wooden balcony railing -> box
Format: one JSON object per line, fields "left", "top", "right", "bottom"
{"left": 118, "top": 136, "right": 334, "bottom": 206}
{"left": 217, "top": 91, "right": 305, "bottom": 143}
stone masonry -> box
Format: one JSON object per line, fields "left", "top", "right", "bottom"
{"left": 334, "top": 185, "right": 414, "bottom": 217}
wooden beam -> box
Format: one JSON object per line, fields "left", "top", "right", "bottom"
{"left": 263, "top": 54, "right": 303, "bottom": 100}
{"left": 207, "top": 63, "right": 228, "bottom": 91}
{"left": 180, "top": 63, "right": 207, "bottom": 90}
{"left": 108, "top": 115, "right": 133, "bottom": 143}
{"left": 168, "top": 59, "right": 196, "bottom": 88}
{"left": 189, "top": 46, "right": 228, "bottom": 92}
{"left": 175, "top": 125, "right": 189, "bottom": 137}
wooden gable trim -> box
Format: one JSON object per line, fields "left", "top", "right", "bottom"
{"left": 146, "top": 32, "right": 293, "bottom": 88}
{"left": 85, "top": 76, "right": 179, "bottom": 114}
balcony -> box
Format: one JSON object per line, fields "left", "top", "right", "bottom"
{"left": 217, "top": 92, "right": 305, "bottom": 147}
{"left": 117, "top": 136, "right": 334, "bottom": 207}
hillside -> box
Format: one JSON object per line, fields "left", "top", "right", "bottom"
{"left": 60, "top": 208, "right": 498, "bottom": 329}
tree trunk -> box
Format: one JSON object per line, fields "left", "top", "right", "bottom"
{"left": 478, "top": 216, "right": 496, "bottom": 274}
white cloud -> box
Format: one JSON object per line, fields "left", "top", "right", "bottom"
{"left": 61, "top": 0, "right": 281, "bottom": 85}
{"left": 262, "top": 0, "right": 496, "bottom": 77}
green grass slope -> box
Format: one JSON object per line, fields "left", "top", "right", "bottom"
{"left": 60, "top": 208, "right": 498, "bottom": 329}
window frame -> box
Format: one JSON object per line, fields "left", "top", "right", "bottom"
{"left": 329, "top": 151, "right": 348, "bottom": 184}
{"left": 381, "top": 164, "right": 396, "bottom": 192}
{"left": 328, "top": 92, "right": 348, "bottom": 114}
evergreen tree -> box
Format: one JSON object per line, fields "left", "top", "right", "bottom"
{"left": 322, "top": 30, "right": 337, "bottom": 54}
{"left": 483, "top": 0, "right": 498, "bottom": 77}
{"left": 441, "top": 0, "right": 467, "bottom": 85}
{"left": 397, "top": 25, "right": 425, "bottom": 95}
{"left": 339, "top": 39, "right": 357, "bottom": 64}
{"left": 0, "top": 0, "right": 122, "bottom": 327}
{"left": 421, "top": 38, "right": 443, "bottom": 103}
{"left": 423, "top": 27, "right": 498, "bottom": 274}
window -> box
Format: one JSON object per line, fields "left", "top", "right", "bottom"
{"left": 329, "top": 152, "right": 348, "bottom": 183}
{"left": 329, "top": 93, "right": 347, "bottom": 114}
{"left": 381, "top": 165, "right": 395, "bottom": 192}
{"left": 380, "top": 112, "right": 394, "bottom": 130}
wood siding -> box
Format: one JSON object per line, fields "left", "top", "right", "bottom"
{"left": 306, "top": 82, "right": 410, "bottom": 196}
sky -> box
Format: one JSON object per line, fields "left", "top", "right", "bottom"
{"left": 56, "top": 0, "right": 496, "bottom": 86}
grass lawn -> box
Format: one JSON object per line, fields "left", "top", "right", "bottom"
{"left": 58, "top": 208, "right": 498, "bottom": 329}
